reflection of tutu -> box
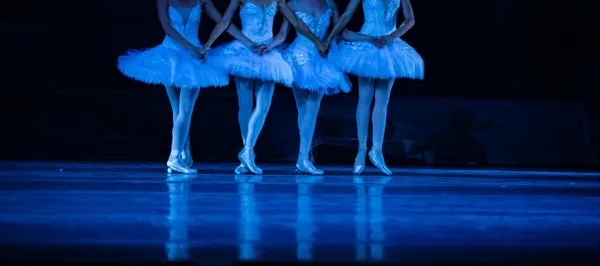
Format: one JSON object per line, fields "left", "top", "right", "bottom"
{"left": 283, "top": 41, "right": 351, "bottom": 95}
{"left": 336, "top": 38, "right": 424, "bottom": 80}
{"left": 211, "top": 40, "right": 293, "bottom": 86}
{"left": 117, "top": 44, "right": 229, "bottom": 90}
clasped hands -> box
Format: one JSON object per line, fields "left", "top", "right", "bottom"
{"left": 372, "top": 34, "right": 394, "bottom": 48}
{"left": 193, "top": 46, "right": 209, "bottom": 60}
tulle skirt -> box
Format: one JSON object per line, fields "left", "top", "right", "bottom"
{"left": 211, "top": 40, "right": 293, "bottom": 86}
{"left": 117, "top": 44, "right": 229, "bottom": 90}
{"left": 283, "top": 41, "right": 351, "bottom": 95}
{"left": 335, "top": 38, "right": 424, "bottom": 80}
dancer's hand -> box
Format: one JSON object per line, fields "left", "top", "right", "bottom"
{"left": 371, "top": 36, "right": 384, "bottom": 48}
{"left": 322, "top": 40, "right": 331, "bottom": 53}
{"left": 250, "top": 43, "right": 264, "bottom": 55}
{"left": 195, "top": 46, "right": 208, "bottom": 60}
{"left": 257, "top": 44, "right": 271, "bottom": 55}
{"left": 375, "top": 35, "right": 394, "bottom": 48}
{"left": 316, "top": 41, "right": 329, "bottom": 57}
{"left": 245, "top": 42, "right": 260, "bottom": 54}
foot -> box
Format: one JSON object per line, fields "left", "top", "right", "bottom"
{"left": 353, "top": 149, "right": 367, "bottom": 175}
{"left": 238, "top": 148, "right": 263, "bottom": 175}
{"left": 167, "top": 157, "right": 197, "bottom": 174}
{"left": 295, "top": 159, "right": 324, "bottom": 175}
{"left": 234, "top": 163, "right": 249, "bottom": 174}
{"left": 368, "top": 149, "right": 392, "bottom": 176}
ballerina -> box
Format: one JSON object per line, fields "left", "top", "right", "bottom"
{"left": 275, "top": 0, "right": 351, "bottom": 175}
{"left": 118, "top": 0, "right": 261, "bottom": 174}
{"left": 201, "top": 0, "right": 328, "bottom": 175}
{"left": 324, "top": 0, "right": 424, "bottom": 175}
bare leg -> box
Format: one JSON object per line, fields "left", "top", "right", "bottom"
{"left": 238, "top": 80, "right": 275, "bottom": 174}
{"left": 167, "top": 88, "right": 200, "bottom": 173}
{"left": 166, "top": 86, "right": 193, "bottom": 166}
{"left": 295, "top": 88, "right": 324, "bottom": 175}
{"left": 353, "top": 78, "right": 376, "bottom": 174}
{"left": 235, "top": 77, "right": 255, "bottom": 174}
{"left": 369, "top": 78, "right": 394, "bottom": 175}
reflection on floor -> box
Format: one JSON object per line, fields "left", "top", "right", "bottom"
{"left": 0, "top": 162, "right": 599, "bottom": 265}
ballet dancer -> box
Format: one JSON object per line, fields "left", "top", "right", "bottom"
{"left": 201, "top": 0, "right": 328, "bottom": 175}
{"left": 118, "top": 0, "right": 260, "bottom": 173}
{"left": 276, "top": 0, "right": 351, "bottom": 175}
{"left": 324, "top": 0, "right": 424, "bottom": 175}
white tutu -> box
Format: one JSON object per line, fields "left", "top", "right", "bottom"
{"left": 283, "top": 41, "right": 351, "bottom": 95}
{"left": 336, "top": 38, "right": 424, "bottom": 80}
{"left": 211, "top": 40, "right": 293, "bottom": 86}
{"left": 117, "top": 44, "right": 230, "bottom": 90}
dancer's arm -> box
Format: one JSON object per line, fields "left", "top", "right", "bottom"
{"left": 379, "top": 0, "right": 415, "bottom": 44}
{"left": 202, "top": 0, "right": 255, "bottom": 48}
{"left": 157, "top": 0, "right": 200, "bottom": 55}
{"left": 203, "top": 0, "right": 243, "bottom": 50}
{"left": 324, "top": 0, "right": 360, "bottom": 44}
{"left": 341, "top": 29, "right": 376, "bottom": 42}
{"left": 276, "top": 0, "right": 327, "bottom": 56}
{"left": 264, "top": 14, "right": 289, "bottom": 53}
{"left": 326, "top": 0, "right": 341, "bottom": 46}
{"left": 330, "top": 0, "right": 340, "bottom": 25}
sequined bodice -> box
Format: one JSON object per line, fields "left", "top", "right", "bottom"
{"left": 240, "top": 1, "right": 277, "bottom": 44}
{"left": 295, "top": 9, "right": 332, "bottom": 41}
{"left": 163, "top": 4, "right": 202, "bottom": 48}
{"left": 361, "top": 0, "right": 401, "bottom": 35}
{"left": 286, "top": 5, "right": 332, "bottom": 66}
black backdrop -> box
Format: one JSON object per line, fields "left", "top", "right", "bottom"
{"left": 1, "top": 0, "right": 597, "bottom": 164}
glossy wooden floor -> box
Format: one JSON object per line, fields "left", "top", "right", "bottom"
{"left": 1, "top": 161, "right": 600, "bottom": 265}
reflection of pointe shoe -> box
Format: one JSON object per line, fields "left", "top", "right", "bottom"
{"left": 369, "top": 150, "right": 392, "bottom": 176}
{"left": 353, "top": 176, "right": 365, "bottom": 185}
{"left": 295, "top": 160, "right": 324, "bottom": 175}
{"left": 376, "top": 176, "right": 393, "bottom": 185}
{"left": 235, "top": 174, "right": 263, "bottom": 183}
{"left": 234, "top": 164, "right": 249, "bottom": 174}
{"left": 238, "top": 148, "right": 262, "bottom": 175}
{"left": 353, "top": 150, "right": 366, "bottom": 175}
{"left": 167, "top": 158, "right": 197, "bottom": 174}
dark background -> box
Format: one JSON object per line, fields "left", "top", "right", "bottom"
{"left": 1, "top": 0, "right": 598, "bottom": 168}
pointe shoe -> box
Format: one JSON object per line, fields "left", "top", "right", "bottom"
{"left": 181, "top": 152, "right": 193, "bottom": 168}
{"left": 167, "top": 158, "right": 197, "bottom": 174}
{"left": 368, "top": 150, "right": 392, "bottom": 176}
{"left": 352, "top": 164, "right": 365, "bottom": 175}
{"left": 235, "top": 163, "right": 249, "bottom": 174}
{"left": 238, "top": 148, "right": 263, "bottom": 175}
{"left": 309, "top": 164, "right": 325, "bottom": 175}
{"left": 353, "top": 150, "right": 367, "bottom": 175}
{"left": 295, "top": 160, "right": 324, "bottom": 175}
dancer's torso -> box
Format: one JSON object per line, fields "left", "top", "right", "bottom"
{"left": 162, "top": 0, "right": 202, "bottom": 48}
{"left": 240, "top": 0, "right": 277, "bottom": 44}
{"left": 360, "top": 0, "right": 401, "bottom": 36}
{"left": 290, "top": 0, "right": 332, "bottom": 47}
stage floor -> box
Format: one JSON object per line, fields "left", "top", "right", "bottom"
{"left": 1, "top": 161, "right": 600, "bottom": 265}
